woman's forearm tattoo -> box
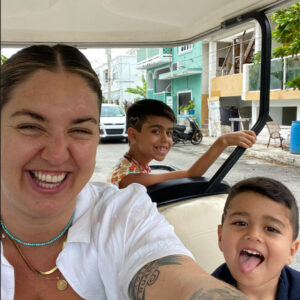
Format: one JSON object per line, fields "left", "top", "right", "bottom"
{"left": 189, "top": 287, "right": 248, "bottom": 300}
{"left": 128, "top": 255, "right": 184, "bottom": 300}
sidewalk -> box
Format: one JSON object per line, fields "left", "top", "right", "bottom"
{"left": 201, "top": 136, "right": 300, "bottom": 168}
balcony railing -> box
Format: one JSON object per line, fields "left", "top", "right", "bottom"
{"left": 137, "top": 48, "right": 172, "bottom": 68}
{"left": 245, "top": 55, "right": 300, "bottom": 92}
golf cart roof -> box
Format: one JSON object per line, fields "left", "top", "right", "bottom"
{"left": 1, "top": 0, "right": 297, "bottom": 48}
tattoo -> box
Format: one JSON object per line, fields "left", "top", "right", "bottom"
{"left": 128, "top": 255, "right": 183, "bottom": 300}
{"left": 189, "top": 287, "right": 248, "bottom": 300}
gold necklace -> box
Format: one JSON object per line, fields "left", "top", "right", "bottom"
{"left": 8, "top": 234, "right": 68, "bottom": 291}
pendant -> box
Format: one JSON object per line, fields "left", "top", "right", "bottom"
{"left": 57, "top": 279, "right": 68, "bottom": 291}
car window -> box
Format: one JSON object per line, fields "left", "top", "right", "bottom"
{"left": 101, "top": 106, "right": 125, "bottom": 117}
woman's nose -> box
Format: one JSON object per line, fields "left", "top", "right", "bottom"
{"left": 41, "top": 133, "right": 70, "bottom": 165}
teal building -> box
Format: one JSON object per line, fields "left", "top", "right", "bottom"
{"left": 137, "top": 43, "right": 203, "bottom": 126}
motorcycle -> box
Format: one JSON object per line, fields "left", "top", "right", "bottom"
{"left": 172, "top": 117, "right": 203, "bottom": 145}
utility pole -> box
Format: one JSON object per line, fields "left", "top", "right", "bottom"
{"left": 106, "top": 48, "right": 112, "bottom": 103}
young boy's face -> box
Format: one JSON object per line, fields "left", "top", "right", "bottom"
{"left": 128, "top": 115, "right": 174, "bottom": 164}
{"left": 218, "top": 191, "right": 299, "bottom": 292}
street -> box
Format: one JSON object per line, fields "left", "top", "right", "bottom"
{"left": 91, "top": 140, "right": 300, "bottom": 271}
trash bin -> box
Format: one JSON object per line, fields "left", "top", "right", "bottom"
{"left": 290, "top": 121, "right": 300, "bottom": 154}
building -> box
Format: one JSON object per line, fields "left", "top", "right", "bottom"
{"left": 137, "top": 43, "right": 203, "bottom": 127}
{"left": 95, "top": 49, "right": 145, "bottom": 107}
{"left": 202, "top": 16, "right": 300, "bottom": 142}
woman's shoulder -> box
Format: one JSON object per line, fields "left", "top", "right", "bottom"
{"left": 77, "top": 182, "right": 149, "bottom": 212}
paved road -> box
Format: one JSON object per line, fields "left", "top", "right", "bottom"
{"left": 91, "top": 140, "right": 300, "bottom": 271}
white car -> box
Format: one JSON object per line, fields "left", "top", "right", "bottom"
{"left": 100, "top": 104, "right": 127, "bottom": 142}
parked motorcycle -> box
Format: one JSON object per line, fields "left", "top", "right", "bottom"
{"left": 172, "top": 117, "right": 203, "bottom": 145}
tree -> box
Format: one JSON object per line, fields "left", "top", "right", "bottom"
{"left": 271, "top": 3, "right": 300, "bottom": 89}
{"left": 125, "top": 74, "right": 147, "bottom": 99}
{"left": 1, "top": 54, "right": 7, "bottom": 64}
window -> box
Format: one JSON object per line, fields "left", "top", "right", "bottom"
{"left": 112, "top": 68, "right": 118, "bottom": 80}
{"left": 178, "top": 44, "right": 192, "bottom": 54}
{"left": 103, "top": 70, "right": 108, "bottom": 82}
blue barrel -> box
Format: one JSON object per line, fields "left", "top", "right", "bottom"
{"left": 290, "top": 121, "right": 300, "bottom": 154}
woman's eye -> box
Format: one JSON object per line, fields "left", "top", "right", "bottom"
{"left": 152, "top": 129, "right": 160, "bottom": 135}
{"left": 17, "top": 124, "right": 43, "bottom": 134}
{"left": 167, "top": 131, "right": 173, "bottom": 137}
{"left": 70, "top": 128, "right": 92, "bottom": 135}
{"left": 265, "top": 226, "right": 280, "bottom": 233}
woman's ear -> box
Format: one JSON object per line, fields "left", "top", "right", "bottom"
{"left": 217, "top": 224, "right": 223, "bottom": 252}
{"left": 127, "top": 127, "right": 138, "bottom": 144}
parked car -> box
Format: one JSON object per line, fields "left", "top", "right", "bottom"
{"left": 100, "top": 104, "right": 127, "bottom": 142}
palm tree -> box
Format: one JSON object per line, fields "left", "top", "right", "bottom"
{"left": 125, "top": 75, "right": 147, "bottom": 99}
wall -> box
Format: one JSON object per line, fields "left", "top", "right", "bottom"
{"left": 211, "top": 73, "right": 243, "bottom": 97}
{"left": 172, "top": 74, "right": 202, "bottom": 125}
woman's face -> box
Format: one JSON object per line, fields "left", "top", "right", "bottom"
{"left": 1, "top": 69, "right": 100, "bottom": 217}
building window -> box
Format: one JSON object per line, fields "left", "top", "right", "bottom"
{"left": 103, "top": 70, "right": 108, "bottom": 82}
{"left": 112, "top": 68, "right": 118, "bottom": 80}
{"left": 178, "top": 44, "right": 192, "bottom": 54}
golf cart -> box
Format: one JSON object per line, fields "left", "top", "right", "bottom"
{"left": 2, "top": 0, "right": 298, "bottom": 273}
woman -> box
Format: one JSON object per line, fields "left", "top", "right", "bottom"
{"left": 1, "top": 45, "right": 248, "bottom": 300}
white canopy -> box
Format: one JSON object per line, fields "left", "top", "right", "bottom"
{"left": 1, "top": 0, "right": 297, "bottom": 47}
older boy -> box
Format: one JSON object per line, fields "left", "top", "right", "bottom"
{"left": 213, "top": 177, "right": 300, "bottom": 300}
{"left": 108, "top": 99, "right": 256, "bottom": 188}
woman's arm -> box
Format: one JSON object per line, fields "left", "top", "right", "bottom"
{"left": 128, "top": 255, "right": 248, "bottom": 300}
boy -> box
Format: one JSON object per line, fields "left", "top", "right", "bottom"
{"left": 213, "top": 177, "right": 300, "bottom": 300}
{"left": 108, "top": 99, "right": 257, "bottom": 188}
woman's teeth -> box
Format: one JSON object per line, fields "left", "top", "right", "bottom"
{"left": 31, "top": 171, "right": 67, "bottom": 188}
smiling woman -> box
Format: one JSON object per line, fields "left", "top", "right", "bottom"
{"left": 0, "top": 44, "right": 250, "bottom": 300}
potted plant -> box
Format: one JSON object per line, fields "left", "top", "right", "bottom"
{"left": 188, "top": 99, "right": 195, "bottom": 115}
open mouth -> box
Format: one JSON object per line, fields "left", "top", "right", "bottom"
{"left": 239, "top": 249, "right": 265, "bottom": 273}
{"left": 155, "top": 146, "right": 169, "bottom": 154}
{"left": 29, "top": 171, "right": 68, "bottom": 189}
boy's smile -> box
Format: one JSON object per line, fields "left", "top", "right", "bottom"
{"left": 218, "top": 191, "right": 299, "bottom": 293}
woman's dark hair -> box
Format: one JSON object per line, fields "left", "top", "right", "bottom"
{"left": 222, "top": 177, "right": 299, "bottom": 240}
{"left": 1, "top": 44, "right": 102, "bottom": 113}
{"left": 126, "top": 99, "right": 176, "bottom": 131}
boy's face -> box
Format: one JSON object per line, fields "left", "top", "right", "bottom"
{"left": 128, "top": 115, "right": 174, "bottom": 164}
{"left": 218, "top": 191, "right": 299, "bottom": 292}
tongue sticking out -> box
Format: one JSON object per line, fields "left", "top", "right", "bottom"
{"left": 239, "top": 252, "right": 262, "bottom": 273}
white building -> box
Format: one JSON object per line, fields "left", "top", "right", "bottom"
{"left": 95, "top": 49, "right": 145, "bottom": 107}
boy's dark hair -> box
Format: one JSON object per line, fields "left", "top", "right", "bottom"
{"left": 126, "top": 99, "right": 176, "bottom": 131}
{"left": 222, "top": 177, "right": 299, "bottom": 240}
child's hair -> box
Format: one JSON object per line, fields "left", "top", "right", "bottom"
{"left": 126, "top": 99, "right": 176, "bottom": 131}
{"left": 221, "top": 177, "right": 299, "bottom": 240}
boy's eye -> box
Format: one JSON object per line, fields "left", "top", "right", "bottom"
{"left": 265, "top": 226, "right": 280, "bottom": 233}
{"left": 166, "top": 131, "right": 173, "bottom": 137}
{"left": 152, "top": 129, "right": 160, "bottom": 135}
{"left": 232, "top": 221, "right": 247, "bottom": 227}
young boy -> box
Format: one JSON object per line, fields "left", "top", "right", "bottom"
{"left": 108, "top": 99, "right": 257, "bottom": 188}
{"left": 213, "top": 177, "right": 300, "bottom": 300}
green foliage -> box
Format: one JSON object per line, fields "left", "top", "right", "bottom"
{"left": 181, "top": 99, "right": 195, "bottom": 112}
{"left": 250, "top": 52, "right": 261, "bottom": 65}
{"left": 271, "top": 3, "right": 300, "bottom": 89}
{"left": 1, "top": 54, "right": 7, "bottom": 64}
{"left": 125, "top": 75, "right": 147, "bottom": 98}
{"left": 286, "top": 76, "right": 300, "bottom": 89}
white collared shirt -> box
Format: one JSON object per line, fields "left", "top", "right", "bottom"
{"left": 1, "top": 182, "right": 192, "bottom": 300}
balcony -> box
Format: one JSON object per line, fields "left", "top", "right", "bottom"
{"left": 159, "top": 58, "right": 201, "bottom": 80}
{"left": 137, "top": 48, "right": 172, "bottom": 69}
{"left": 243, "top": 55, "right": 300, "bottom": 100}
